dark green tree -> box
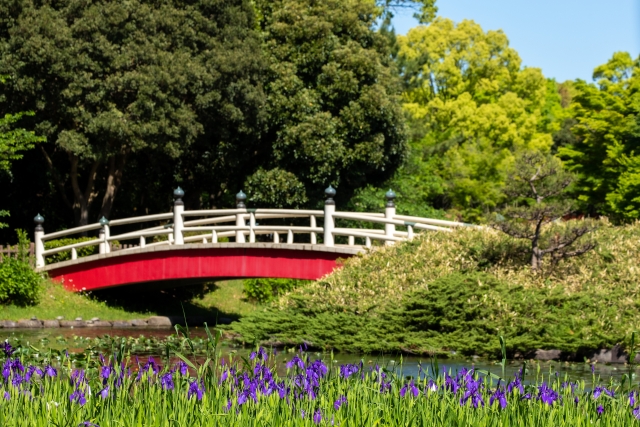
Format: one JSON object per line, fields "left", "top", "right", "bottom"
{"left": 0, "top": 0, "right": 266, "bottom": 225}
{"left": 243, "top": 0, "right": 407, "bottom": 208}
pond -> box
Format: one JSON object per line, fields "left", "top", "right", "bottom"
{"left": 1, "top": 327, "right": 635, "bottom": 387}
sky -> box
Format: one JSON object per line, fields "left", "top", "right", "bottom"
{"left": 391, "top": 0, "right": 640, "bottom": 83}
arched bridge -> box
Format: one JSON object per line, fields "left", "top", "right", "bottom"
{"left": 34, "top": 187, "right": 469, "bottom": 291}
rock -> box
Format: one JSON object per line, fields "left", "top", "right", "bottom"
{"left": 91, "top": 321, "right": 113, "bottom": 327}
{"left": 589, "top": 345, "right": 627, "bottom": 364}
{"left": 534, "top": 349, "right": 562, "bottom": 361}
{"left": 147, "top": 316, "right": 172, "bottom": 327}
{"left": 131, "top": 319, "right": 148, "bottom": 327}
{"left": 56, "top": 316, "right": 64, "bottom": 320}
{"left": 59, "top": 320, "right": 86, "bottom": 328}
{"left": 91, "top": 317, "right": 100, "bottom": 322}
{"left": 112, "top": 321, "right": 133, "bottom": 328}
{"left": 74, "top": 317, "right": 83, "bottom": 321}
{"left": 85, "top": 320, "right": 94, "bottom": 325}
{"left": 30, "top": 316, "right": 37, "bottom": 320}
{"left": 0, "top": 320, "right": 17, "bottom": 328}
{"left": 43, "top": 320, "right": 60, "bottom": 328}
{"left": 17, "top": 319, "right": 42, "bottom": 328}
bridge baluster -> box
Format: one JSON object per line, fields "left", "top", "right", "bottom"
{"left": 348, "top": 236, "right": 354, "bottom": 246}
{"left": 249, "top": 212, "right": 256, "bottom": 243}
{"left": 365, "top": 236, "right": 372, "bottom": 248}
{"left": 71, "top": 248, "right": 78, "bottom": 260}
{"left": 235, "top": 190, "right": 247, "bottom": 243}
{"left": 385, "top": 189, "right": 396, "bottom": 246}
{"left": 99, "top": 217, "right": 110, "bottom": 254}
{"left": 324, "top": 186, "right": 336, "bottom": 247}
{"left": 211, "top": 230, "right": 218, "bottom": 243}
{"left": 140, "top": 236, "right": 146, "bottom": 248}
{"left": 287, "top": 229, "right": 293, "bottom": 244}
{"left": 34, "top": 214, "right": 45, "bottom": 268}
{"left": 273, "top": 232, "right": 279, "bottom": 243}
{"left": 173, "top": 187, "right": 185, "bottom": 245}
{"left": 310, "top": 215, "right": 317, "bottom": 245}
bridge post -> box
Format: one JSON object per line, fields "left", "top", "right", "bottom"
{"left": 385, "top": 189, "right": 396, "bottom": 246}
{"left": 34, "top": 214, "right": 45, "bottom": 268}
{"left": 235, "top": 190, "right": 247, "bottom": 243}
{"left": 99, "top": 217, "right": 110, "bottom": 254}
{"left": 324, "top": 185, "right": 336, "bottom": 247}
{"left": 173, "top": 187, "right": 185, "bottom": 245}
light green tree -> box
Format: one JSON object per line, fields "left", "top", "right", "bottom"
{"left": 558, "top": 52, "right": 640, "bottom": 222}
{"left": 396, "top": 18, "right": 558, "bottom": 221}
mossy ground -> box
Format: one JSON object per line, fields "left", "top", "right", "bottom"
{"left": 0, "top": 280, "right": 258, "bottom": 321}
{"left": 232, "top": 220, "right": 640, "bottom": 357}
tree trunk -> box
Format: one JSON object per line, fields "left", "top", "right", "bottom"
{"left": 99, "top": 153, "right": 127, "bottom": 220}
{"left": 69, "top": 154, "right": 100, "bottom": 227}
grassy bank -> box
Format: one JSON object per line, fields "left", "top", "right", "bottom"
{"left": 0, "top": 280, "right": 258, "bottom": 322}
{"left": 233, "top": 220, "right": 640, "bottom": 357}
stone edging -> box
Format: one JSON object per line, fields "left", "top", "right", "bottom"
{"left": 0, "top": 315, "right": 229, "bottom": 329}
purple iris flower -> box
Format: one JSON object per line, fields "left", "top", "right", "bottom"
{"left": 537, "top": 383, "right": 558, "bottom": 406}
{"left": 43, "top": 365, "right": 57, "bottom": 378}
{"left": 25, "top": 366, "right": 42, "bottom": 382}
{"left": 11, "top": 374, "right": 23, "bottom": 388}
{"left": 160, "top": 372, "right": 174, "bottom": 391}
{"left": 593, "top": 386, "right": 613, "bottom": 399}
{"left": 339, "top": 364, "right": 359, "bottom": 379}
{"left": 574, "top": 396, "right": 579, "bottom": 405}
{"left": 187, "top": 380, "right": 205, "bottom": 401}
{"left": 78, "top": 423, "right": 100, "bottom": 427}
{"left": 334, "top": 395, "right": 347, "bottom": 410}
{"left": 301, "top": 410, "right": 306, "bottom": 419}
{"left": 313, "top": 409, "right": 322, "bottom": 424}
{"left": 426, "top": 379, "right": 437, "bottom": 392}
{"left": 70, "top": 389, "right": 87, "bottom": 406}
{"left": 100, "top": 366, "right": 111, "bottom": 380}
{"left": 633, "top": 406, "right": 640, "bottom": 420}
{"left": 591, "top": 364, "right": 595, "bottom": 374}
{"left": 400, "top": 381, "right": 420, "bottom": 398}
{"left": 258, "top": 347, "right": 268, "bottom": 361}
{"left": 460, "top": 378, "right": 484, "bottom": 408}
{"left": 71, "top": 369, "right": 86, "bottom": 386}
{"left": 1, "top": 341, "right": 14, "bottom": 357}
{"left": 3, "top": 391, "right": 9, "bottom": 401}
{"left": 444, "top": 373, "right": 460, "bottom": 394}
{"left": 490, "top": 388, "right": 508, "bottom": 409}
{"left": 249, "top": 352, "right": 257, "bottom": 361}
{"left": 99, "top": 386, "right": 109, "bottom": 399}
{"left": 597, "top": 405, "right": 604, "bottom": 415}
{"left": 175, "top": 361, "right": 188, "bottom": 376}
{"left": 286, "top": 356, "right": 305, "bottom": 370}
{"left": 630, "top": 391, "right": 637, "bottom": 407}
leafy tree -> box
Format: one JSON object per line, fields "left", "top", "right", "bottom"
{"left": 396, "top": 19, "right": 559, "bottom": 221}
{"left": 243, "top": 0, "right": 407, "bottom": 208}
{"left": 493, "top": 152, "right": 595, "bottom": 271}
{"left": 0, "top": 77, "right": 45, "bottom": 228}
{"left": 0, "top": 0, "right": 266, "bottom": 225}
{"left": 558, "top": 52, "right": 640, "bottom": 221}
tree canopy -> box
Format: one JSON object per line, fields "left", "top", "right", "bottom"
{"left": 395, "top": 18, "right": 557, "bottom": 221}
{"left": 558, "top": 52, "right": 640, "bottom": 222}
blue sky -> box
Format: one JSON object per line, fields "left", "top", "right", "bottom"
{"left": 391, "top": 0, "right": 640, "bottom": 83}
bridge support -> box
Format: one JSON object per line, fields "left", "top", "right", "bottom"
{"left": 385, "top": 189, "right": 396, "bottom": 246}
{"left": 235, "top": 191, "right": 247, "bottom": 243}
{"left": 34, "top": 214, "right": 45, "bottom": 268}
{"left": 324, "top": 186, "right": 336, "bottom": 247}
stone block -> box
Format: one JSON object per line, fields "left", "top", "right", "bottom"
{"left": 59, "top": 320, "right": 86, "bottom": 328}
{"left": 17, "top": 319, "right": 42, "bottom": 328}
{"left": 131, "top": 319, "right": 148, "bottom": 327}
{"left": 91, "top": 321, "right": 113, "bottom": 327}
{"left": 0, "top": 320, "right": 17, "bottom": 328}
{"left": 147, "top": 316, "right": 172, "bottom": 327}
{"left": 43, "top": 320, "right": 60, "bottom": 328}
{"left": 534, "top": 349, "right": 562, "bottom": 361}
{"left": 589, "top": 344, "right": 627, "bottom": 364}
{"left": 112, "top": 321, "right": 133, "bottom": 328}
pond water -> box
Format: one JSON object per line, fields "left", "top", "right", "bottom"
{"left": 1, "top": 327, "right": 635, "bottom": 387}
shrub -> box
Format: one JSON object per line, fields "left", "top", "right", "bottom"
{"left": 243, "top": 278, "right": 307, "bottom": 304}
{"left": 0, "top": 230, "right": 42, "bottom": 305}
{"left": 44, "top": 237, "right": 98, "bottom": 264}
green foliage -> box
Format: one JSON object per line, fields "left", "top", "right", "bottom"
{"left": 0, "top": 229, "right": 42, "bottom": 306}
{"left": 250, "top": 0, "right": 407, "bottom": 206}
{"left": 396, "top": 19, "right": 560, "bottom": 221}
{"left": 234, "top": 221, "right": 640, "bottom": 356}
{"left": 0, "top": 0, "right": 266, "bottom": 225}
{"left": 43, "top": 237, "right": 99, "bottom": 264}
{"left": 558, "top": 52, "right": 640, "bottom": 222}
{"left": 243, "top": 278, "right": 307, "bottom": 304}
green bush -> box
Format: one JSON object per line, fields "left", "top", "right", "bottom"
{"left": 44, "top": 237, "right": 99, "bottom": 263}
{"left": 243, "top": 278, "right": 307, "bottom": 304}
{"left": 0, "top": 230, "right": 42, "bottom": 305}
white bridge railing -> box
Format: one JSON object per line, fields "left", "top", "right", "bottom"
{"left": 33, "top": 187, "right": 471, "bottom": 268}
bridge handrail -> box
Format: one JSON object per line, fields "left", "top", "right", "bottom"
{"left": 33, "top": 186, "right": 466, "bottom": 268}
